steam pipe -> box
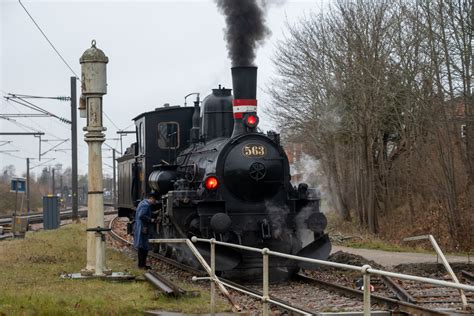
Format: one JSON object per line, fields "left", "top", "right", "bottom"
{"left": 190, "top": 94, "right": 201, "bottom": 143}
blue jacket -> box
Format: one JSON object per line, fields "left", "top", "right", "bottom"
{"left": 133, "top": 199, "right": 154, "bottom": 250}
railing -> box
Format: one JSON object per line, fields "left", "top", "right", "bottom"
{"left": 404, "top": 234, "right": 469, "bottom": 309}
{"left": 150, "top": 237, "right": 474, "bottom": 316}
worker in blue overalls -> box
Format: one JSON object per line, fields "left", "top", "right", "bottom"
{"left": 133, "top": 192, "right": 158, "bottom": 269}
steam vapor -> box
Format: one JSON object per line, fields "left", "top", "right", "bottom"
{"left": 215, "top": 0, "right": 271, "bottom": 66}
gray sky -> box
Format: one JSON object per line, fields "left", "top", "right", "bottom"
{"left": 1, "top": 0, "right": 324, "bottom": 177}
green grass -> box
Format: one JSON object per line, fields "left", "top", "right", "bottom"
{"left": 338, "top": 239, "right": 428, "bottom": 253}
{"left": 0, "top": 224, "right": 230, "bottom": 315}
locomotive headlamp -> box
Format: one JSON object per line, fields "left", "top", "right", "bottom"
{"left": 204, "top": 176, "right": 219, "bottom": 190}
{"left": 244, "top": 114, "right": 259, "bottom": 128}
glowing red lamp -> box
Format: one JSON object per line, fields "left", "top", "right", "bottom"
{"left": 244, "top": 114, "right": 259, "bottom": 128}
{"left": 204, "top": 176, "right": 219, "bottom": 190}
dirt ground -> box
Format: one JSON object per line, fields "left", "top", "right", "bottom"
{"left": 331, "top": 245, "right": 472, "bottom": 269}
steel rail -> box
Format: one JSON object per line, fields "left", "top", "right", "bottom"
{"left": 191, "top": 237, "right": 474, "bottom": 293}
{"left": 214, "top": 277, "right": 314, "bottom": 315}
{"left": 295, "top": 274, "right": 449, "bottom": 316}
{"left": 109, "top": 217, "right": 314, "bottom": 315}
{"left": 144, "top": 270, "right": 186, "bottom": 297}
{"left": 107, "top": 217, "right": 206, "bottom": 277}
{"left": 0, "top": 202, "right": 114, "bottom": 219}
{"left": 461, "top": 271, "right": 474, "bottom": 284}
{"left": 115, "top": 224, "right": 474, "bottom": 315}
{"left": 380, "top": 275, "right": 416, "bottom": 303}
{"left": 0, "top": 204, "right": 116, "bottom": 225}
{"left": 107, "top": 217, "right": 241, "bottom": 310}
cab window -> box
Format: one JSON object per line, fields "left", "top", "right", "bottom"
{"left": 138, "top": 122, "right": 145, "bottom": 154}
{"left": 158, "top": 122, "right": 179, "bottom": 149}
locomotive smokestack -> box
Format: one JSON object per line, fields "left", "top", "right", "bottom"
{"left": 231, "top": 66, "right": 258, "bottom": 138}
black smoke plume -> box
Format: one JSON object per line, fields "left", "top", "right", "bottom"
{"left": 216, "top": 0, "right": 271, "bottom": 66}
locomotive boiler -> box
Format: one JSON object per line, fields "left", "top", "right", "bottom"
{"left": 117, "top": 66, "right": 331, "bottom": 279}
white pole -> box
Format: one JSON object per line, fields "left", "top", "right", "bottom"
{"left": 362, "top": 264, "right": 371, "bottom": 316}
{"left": 262, "top": 248, "right": 269, "bottom": 316}
{"left": 210, "top": 239, "right": 216, "bottom": 316}
{"left": 428, "top": 235, "right": 468, "bottom": 309}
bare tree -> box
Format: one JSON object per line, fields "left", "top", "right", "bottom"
{"left": 269, "top": 0, "right": 473, "bottom": 246}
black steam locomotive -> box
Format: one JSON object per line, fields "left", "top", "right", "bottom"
{"left": 118, "top": 66, "right": 330, "bottom": 279}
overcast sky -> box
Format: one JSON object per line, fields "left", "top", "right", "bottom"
{"left": 1, "top": 0, "right": 325, "bottom": 177}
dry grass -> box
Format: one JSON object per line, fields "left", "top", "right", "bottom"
{"left": 326, "top": 211, "right": 432, "bottom": 253}
{"left": 0, "top": 224, "right": 230, "bottom": 315}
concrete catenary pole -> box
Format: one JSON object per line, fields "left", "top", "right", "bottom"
{"left": 26, "top": 158, "right": 30, "bottom": 213}
{"left": 71, "top": 77, "right": 79, "bottom": 221}
{"left": 112, "top": 149, "right": 116, "bottom": 207}
{"left": 79, "top": 40, "right": 110, "bottom": 276}
{"left": 51, "top": 168, "right": 55, "bottom": 195}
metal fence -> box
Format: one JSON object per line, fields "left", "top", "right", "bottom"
{"left": 150, "top": 237, "right": 474, "bottom": 316}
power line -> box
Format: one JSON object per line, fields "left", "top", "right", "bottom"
{"left": 5, "top": 95, "right": 71, "bottom": 124}
{"left": 3, "top": 98, "right": 68, "bottom": 141}
{"left": 0, "top": 114, "right": 49, "bottom": 118}
{"left": 7, "top": 142, "right": 37, "bottom": 157}
{"left": 104, "top": 111, "right": 120, "bottom": 130}
{"left": 0, "top": 151, "right": 26, "bottom": 160}
{"left": 18, "top": 0, "right": 80, "bottom": 79}
{"left": 0, "top": 115, "right": 43, "bottom": 133}
{"left": 6, "top": 93, "right": 70, "bottom": 101}
{"left": 120, "top": 123, "right": 135, "bottom": 131}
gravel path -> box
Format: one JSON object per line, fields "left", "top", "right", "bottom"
{"left": 331, "top": 245, "right": 471, "bottom": 268}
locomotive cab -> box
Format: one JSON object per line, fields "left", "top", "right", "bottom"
{"left": 117, "top": 105, "right": 194, "bottom": 218}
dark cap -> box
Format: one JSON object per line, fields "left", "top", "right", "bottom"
{"left": 147, "top": 192, "right": 159, "bottom": 199}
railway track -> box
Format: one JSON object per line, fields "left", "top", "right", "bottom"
{"left": 294, "top": 273, "right": 454, "bottom": 315}
{"left": 398, "top": 279, "right": 474, "bottom": 306}
{"left": 461, "top": 271, "right": 474, "bottom": 284}
{"left": 108, "top": 216, "right": 471, "bottom": 315}
{"left": 108, "top": 216, "right": 313, "bottom": 314}
{"left": 0, "top": 203, "right": 116, "bottom": 226}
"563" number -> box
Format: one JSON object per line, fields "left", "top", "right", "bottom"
{"left": 243, "top": 144, "right": 266, "bottom": 157}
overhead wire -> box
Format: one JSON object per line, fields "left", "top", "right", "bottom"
{"left": 0, "top": 151, "right": 27, "bottom": 160}
{"left": 5, "top": 96, "right": 71, "bottom": 124}
{"left": 104, "top": 112, "right": 120, "bottom": 131}
{"left": 120, "top": 123, "right": 135, "bottom": 131}
{"left": 17, "top": 0, "right": 120, "bottom": 139}
{"left": 5, "top": 93, "right": 70, "bottom": 101}
{"left": 18, "top": 0, "right": 80, "bottom": 79}
{"left": 7, "top": 142, "right": 37, "bottom": 157}
{"left": 0, "top": 113, "right": 43, "bottom": 134}
{"left": 8, "top": 1, "right": 129, "bottom": 172}
{"left": 3, "top": 98, "right": 62, "bottom": 139}
{"left": 3, "top": 98, "right": 86, "bottom": 155}
{"left": 1, "top": 99, "right": 86, "bottom": 168}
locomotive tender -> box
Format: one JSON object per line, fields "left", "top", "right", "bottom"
{"left": 118, "top": 66, "right": 330, "bottom": 279}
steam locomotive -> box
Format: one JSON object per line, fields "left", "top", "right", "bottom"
{"left": 117, "top": 66, "right": 331, "bottom": 279}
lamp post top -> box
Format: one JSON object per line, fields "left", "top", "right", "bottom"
{"left": 80, "top": 40, "right": 108, "bottom": 64}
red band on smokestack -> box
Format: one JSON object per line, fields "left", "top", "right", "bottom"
{"left": 233, "top": 99, "right": 257, "bottom": 119}
{"left": 233, "top": 99, "right": 257, "bottom": 106}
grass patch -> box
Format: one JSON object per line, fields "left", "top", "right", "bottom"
{"left": 0, "top": 224, "right": 230, "bottom": 315}
{"left": 339, "top": 239, "right": 427, "bottom": 253}
{"left": 325, "top": 211, "right": 432, "bottom": 253}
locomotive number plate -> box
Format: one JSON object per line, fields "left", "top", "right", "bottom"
{"left": 242, "top": 144, "right": 266, "bottom": 157}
